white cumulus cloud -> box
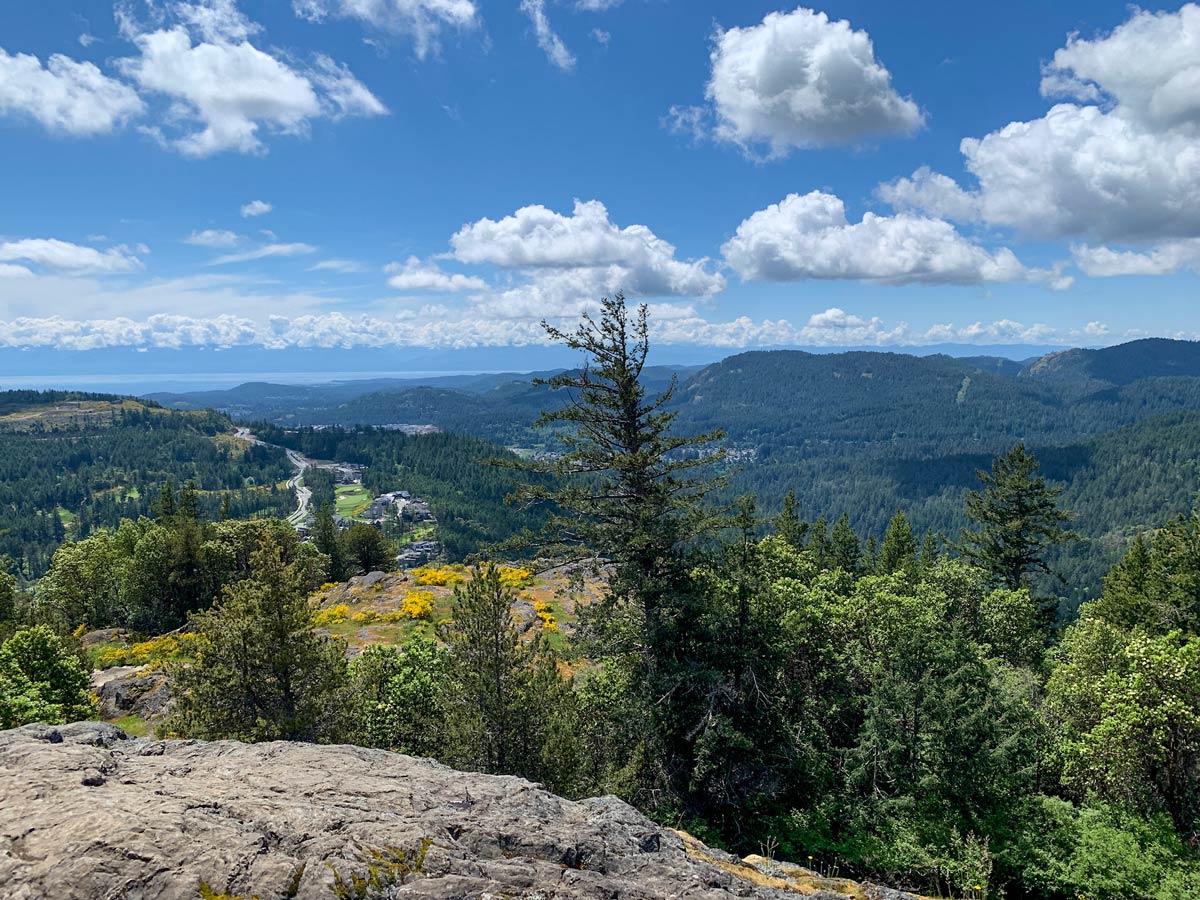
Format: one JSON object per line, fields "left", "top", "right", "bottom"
{"left": 876, "top": 166, "right": 980, "bottom": 223}
{"left": 721, "top": 191, "right": 1065, "bottom": 288}
{"left": 116, "top": 4, "right": 386, "bottom": 158}
{"left": 385, "top": 256, "right": 489, "bottom": 291}
{"left": 450, "top": 199, "right": 725, "bottom": 315}
{"left": 892, "top": 5, "right": 1200, "bottom": 245}
{"left": 700, "top": 7, "right": 923, "bottom": 156}
{"left": 1072, "top": 239, "right": 1200, "bottom": 277}
{"left": 1040, "top": 4, "right": 1200, "bottom": 131}
{"left": 240, "top": 200, "right": 272, "bottom": 217}
{"left": 0, "top": 48, "right": 145, "bottom": 136}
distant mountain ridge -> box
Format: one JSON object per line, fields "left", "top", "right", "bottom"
{"left": 12, "top": 338, "right": 1200, "bottom": 605}
{"left": 1019, "top": 338, "right": 1200, "bottom": 385}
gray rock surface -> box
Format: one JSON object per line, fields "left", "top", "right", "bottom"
{"left": 0, "top": 722, "right": 916, "bottom": 900}
{"left": 92, "top": 666, "right": 173, "bottom": 721}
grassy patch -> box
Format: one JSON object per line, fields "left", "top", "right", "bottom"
{"left": 399, "top": 523, "right": 437, "bottom": 544}
{"left": 112, "top": 714, "right": 151, "bottom": 737}
{"left": 336, "top": 484, "right": 373, "bottom": 519}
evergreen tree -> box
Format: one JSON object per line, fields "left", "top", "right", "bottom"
{"left": 774, "top": 490, "right": 807, "bottom": 549}
{"left": 0, "top": 555, "right": 15, "bottom": 624}
{"left": 880, "top": 510, "right": 917, "bottom": 575}
{"left": 151, "top": 481, "right": 176, "bottom": 520}
{"left": 512, "top": 295, "right": 725, "bottom": 803}
{"left": 342, "top": 522, "right": 394, "bottom": 575}
{"left": 831, "top": 512, "right": 861, "bottom": 574}
{"left": 919, "top": 531, "right": 942, "bottom": 573}
{"left": 165, "top": 534, "right": 348, "bottom": 742}
{"left": 807, "top": 517, "right": 830, "bottom": 569}
{"left": 445, "top": 565, "right": 579, "bottom": 793}
{"left": 313, "top": 503, "right": 349, "bottom": 582}
{"left": 177, "top": 480, "right": 201, "bottom": 522}
{"left": 961, "top": 443, "right": 1075, "bottom": 591}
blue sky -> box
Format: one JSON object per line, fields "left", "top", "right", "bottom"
{"left": 1, "top": 0, "right": 1198, "bottom": 365}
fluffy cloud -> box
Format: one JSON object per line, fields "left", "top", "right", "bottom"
{"left": 722, "top": 191, "right": 1065, "bottom": 288}
{"left": 210, "top": 242, "right": 317, "bottom": 264}
{"left": 449, "top": 199, "right": 725, "bottom": 314}
{"left": 962, "top": 104, "right": 1200, "bottom": 241}
{"left": 0, "top": 264, "right": 34, "bottom": 279}
{"left": 1072, "top": 239, "right": 1200, "bottom": 277}
{"left": 0, "top": 307, "right": 1110, "bottom": 352}
{"left": 0, "top": 48, "right": 145, "bottom": 136}
{"left": 173, "top": 0, "right": 261, "bottom": 43}
{"left": 184, "top": 229, "right": 239, "bottom": 247}
{"left": 385, "top": 256, "right": 488, "bottom": 291}
{"left": 520, "top": 0, "right": 575, "bottom": 71}
{"left": 116, "top": 4, "right": 386, "bottom": 158}
{"left": 1040, "top": 4, "right": 1200, "bottom": 130}
{"left": 293, "top": 0, "right": 479, "bottom": 59}
{"left": 576, "top": 0, "right": 623, "bottom": 10}
{"left": 0, "top": 238, "right": 144, "bottom": 275}
{"left": 701, "top": 7, "right": 923, "bottom": 155}
{"left": 240, "top": 199, "right": 272, "bottom": 217}
{"left": 888, "top": 5, "right": 1200, "bottom": 244}
{"left": 876, "top": 166, "right": 979, "bottom": 223}
{"left": 452, "top": 200, "right": 721, "bottom": 286}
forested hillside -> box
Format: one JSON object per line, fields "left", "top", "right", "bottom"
{"left": 152, "top": 338, "right": 1200, "bottom": 604}
{"left": 253, "top": 425, "right": 547, "bottom": 559}
{"left": 0, "top": 392, "right": 293, "bottom": 576}
{"left": 6, "top": 306, "right": 1200, "bottom": 899}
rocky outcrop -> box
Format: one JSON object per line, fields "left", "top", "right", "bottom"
{"left": 91, "top": 666, "right": 173, "bottom": 721}
{"left": 0, "top": 722, "right": 921, "bottom": 900}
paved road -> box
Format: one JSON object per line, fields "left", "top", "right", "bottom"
{"left": 232, "top": 428, "right": 313, "bottom": 529}
{"left": 284, "top": 449, "right": 312, "bottom": 527}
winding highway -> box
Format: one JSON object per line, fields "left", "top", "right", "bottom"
{"left": 233, "top": 428, "right": 313, "bottom": 528}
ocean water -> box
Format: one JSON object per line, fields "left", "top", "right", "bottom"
{"left": 0, "top": 371, "right": 483, "bottom": 394}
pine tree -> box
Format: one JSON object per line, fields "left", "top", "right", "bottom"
{"left": 151, "top": 481, "right": 176, "bottom": 520}
{"left": 807, "top": 517, "right": 830, "bottom": 569}
{"left": 961, "top": 443, "right": 1075, "bottom": 591}
{"left": 343, "top": 522, "right": 394, "bottom": 575}
{"left": 177, "top": 480, "right": 201, "bottom": 522}
{"left": 831, "top": 512, "right": 861, "bottom": 574}
{"left": 880, "top": 510, "right": 918, "bottom": 575}
{"left": 445, "top": 565, "right": 578, "bottom": 792}
{"left": 165, "top": 534, "right": 348, "bottom": 742}
{"left": 919, "top": 531, "right": 942, "bottom": 573}
{"left": 313, "top": 503, "right": 348, "bottom": 582}
{"left": 774, "top": 490, "right": 807, "bottom": 549}
{"left": 512, "top": 295, "right": 725, "bottom": 803}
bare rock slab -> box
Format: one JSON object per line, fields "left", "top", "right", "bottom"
{"left": 0, "top": 722, "right": 917, "bottom": 900}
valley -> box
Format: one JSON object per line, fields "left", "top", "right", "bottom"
{"left": 154, "top": 337, "right": 1200, "bottom": 606}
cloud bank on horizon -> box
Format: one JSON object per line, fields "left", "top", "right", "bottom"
{"left": 0, "top": 0, "right": 1198, "bottom": 356}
